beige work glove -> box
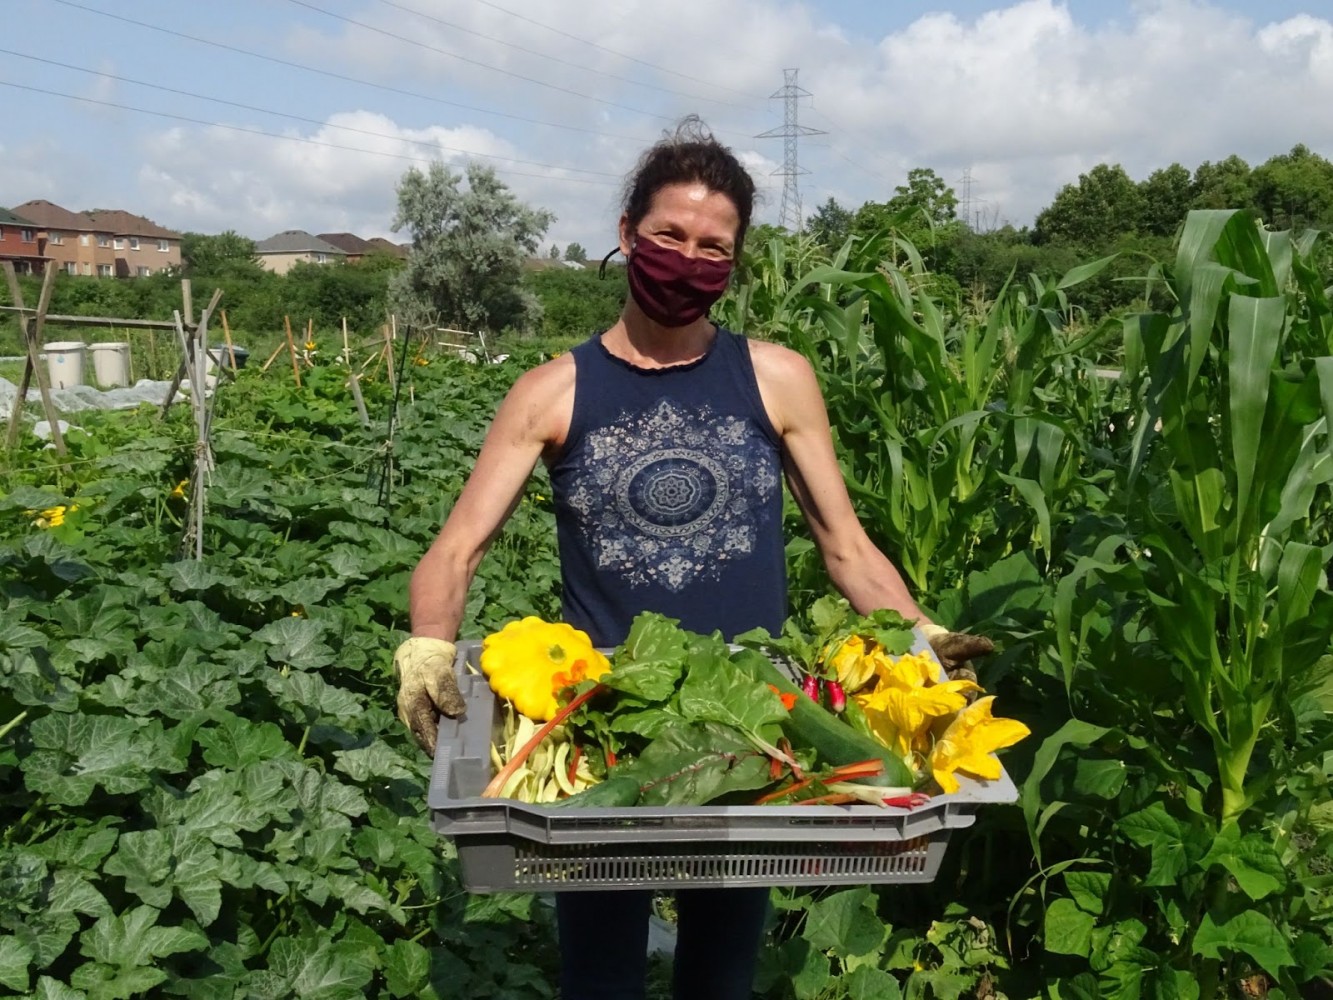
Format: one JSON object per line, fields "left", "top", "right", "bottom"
{"left": 394, "top": 637, "right": 466, "bottom": 756}
{"left": 921, "top": 622, "right": 995, "bottom": 688}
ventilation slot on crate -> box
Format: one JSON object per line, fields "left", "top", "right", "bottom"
{"left": 507, "top": 838, "right": 936, "bottom": 888}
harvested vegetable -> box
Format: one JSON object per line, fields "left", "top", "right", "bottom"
{"left": 479, "top": 616, "right": 610, "bottom": 721}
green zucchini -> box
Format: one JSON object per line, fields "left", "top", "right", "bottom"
{"left": 731, "top": 649, "right": 915, "bottom": 787}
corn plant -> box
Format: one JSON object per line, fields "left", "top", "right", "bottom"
{"left": 748, "top": 228, "right": 1118, "bottom": 599}
{"left": 1030, "top": 211, "right": 1333, "bottom": 993}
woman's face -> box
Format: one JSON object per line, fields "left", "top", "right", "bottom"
{"left": 619, "top": 182, "right": 741, "bottom": 262}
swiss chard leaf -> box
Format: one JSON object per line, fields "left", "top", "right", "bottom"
{"left": 621, "top": 723, "right": 774, "bottom": 806}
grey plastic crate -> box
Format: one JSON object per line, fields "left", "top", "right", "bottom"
{"left": 429, "top": 631, "right": 1017, "bottom": 893}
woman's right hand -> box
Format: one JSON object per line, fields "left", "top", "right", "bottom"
{"left": 393, "top": 637, "right": 465, "bottom": 755}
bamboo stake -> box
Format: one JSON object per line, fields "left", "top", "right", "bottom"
{"left": 385, "top": 315, "right": 396, "bottom": 389}
{"left": 341, "top": 316, "right": 350, "bottom": 366}
{"left": 282, "top": 316, "right": 302, "bottom": 387}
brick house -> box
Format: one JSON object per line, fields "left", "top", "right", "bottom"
{"left": 255, "top": 230, "right": 347, "bottom": 274}
{"left": 0, "top": 207, "right": 47, "bottom": 274}
{"left": 83, "top": 210, "right": 183, "bottom": 276}
{"left": 10, "top": 199, "right": 117, "bottom": 277}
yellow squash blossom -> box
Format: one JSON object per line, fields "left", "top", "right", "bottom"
{"left": 170, "top": 479, "right": 188, "bottom": 500}
{"left": 480, "top": 617, "right": 610, "bottom": 721}
{"left": 824, "top": 635, "right": 879, "bottom": 694}
{"left": 928, "top": 696, "right": 1030, "bottom": 793}
{"left": 855, "top": 678, "right": 980, "bottom": 757}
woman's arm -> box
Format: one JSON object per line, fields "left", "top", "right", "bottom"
{"left": 749, "top": 340, "right": 931, "bottom": 624}
{"left": 408, "top": 356, "right": 575, "bottom": 640}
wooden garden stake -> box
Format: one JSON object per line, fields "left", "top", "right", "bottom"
{"left": 341, "top": 316, "right": 351, "bottom": 367}
{"left": 282, "top": 315, "right": 302, "bottom": 387}
{"left": 2, "top": 262, "right": 65, "bottom": 455}
{"left": 260, "top": 339, "right": 286, "bottom": 372}
{"left": 221, "top": 310, "right": 237, "bottom": 368}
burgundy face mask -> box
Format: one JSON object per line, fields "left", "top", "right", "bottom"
{"left": 625, "top": 237, "right": 733, "bottom": 328}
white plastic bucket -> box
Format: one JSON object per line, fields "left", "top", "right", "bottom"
{"left": 43, "top": 341, "right": 87, "bottom": 389}
{"left": 89, "top": 342, "right": 131, "bottom": 388}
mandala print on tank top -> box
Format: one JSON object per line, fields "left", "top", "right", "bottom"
{"left": 565, "top": 398, "right": 781, "bottom": 592}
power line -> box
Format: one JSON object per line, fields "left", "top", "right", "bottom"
{"left": 286, "top": 0, "right": 679, "bottom": 123}
{"left": 372, "top": 0, "right": 751, "bottom": 109}
{"left": 469, "top": 0, "right": 766, "bottom": 102}
{"left": 2, "top": 48, "right": 622, "bottom": 179}
{"left": 45, "top": 0, "right": 655, "bottom": 145}
{"left": 0, "top": 79, "right": 619, "bottom": 187}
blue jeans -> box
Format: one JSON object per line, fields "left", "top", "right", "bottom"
{"left": 556, "top": 888, "right": 770, "bottom": 1000}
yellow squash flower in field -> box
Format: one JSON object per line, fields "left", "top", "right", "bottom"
{"left": 928, "top": 696, "right": 1031, "bottom": 793}
{"left": 480, "top": 617, "right": 611, "bottom": 722}
{"left": 170, "top": 479, "right": 188, "bottom": 500}
{"left": 28, "top": 505, "right": 74, "bottom": 529}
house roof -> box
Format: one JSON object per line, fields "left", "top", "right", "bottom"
{"left": 316, "top": 232, "right": 374, "bottom": 255}
{"left": 83, "top": 209, "right": 181, "bottom": 239}
{"left": 256, "top": 230, "right": 347, "bottom": 255}
{"left": 10, "top": 199, "right": 102, "bottom": 232}
{"left": 365, "top": 236, "right": 409, "bottom": 259}
{"left": 0, "top": 207, "right": 38, "bottom": 226}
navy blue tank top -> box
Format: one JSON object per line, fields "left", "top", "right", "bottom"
{"left": 550, "top": 330, "right": 787, "bottom": 647}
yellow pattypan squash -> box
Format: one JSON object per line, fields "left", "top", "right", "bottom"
{"left": 480, "top": 617, "right": 610, "bottom": 721}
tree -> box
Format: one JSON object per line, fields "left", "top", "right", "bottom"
{"left": 391, "top": 161, "right": 554, "bottom": 334}
{"left": 564, "top": 242, "right": 588, "bottom": 264}
{"left": 547, "top": 244, "right": 560, "bottom": 260}
{"left": 807, "top": 197, "right": 853, "bottom": 249}
{"left": 1251, "top": 144, "right": 1333, "bottom": 229}
{"left": 886, "top": 168, "right": 958, "bottom": 226}
{"left": 181, "top": 230, "right": 262, "bottom": 276}
{"left": 1032, "top": 163, "right": 1143, "bottom": 246}
{"left": 1137, "top": 163, "right": 1193, "bottom": 237}
{"left": 1190, "top": 155, "right": 1254, "bottom": 212}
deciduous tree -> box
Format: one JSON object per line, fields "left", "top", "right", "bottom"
{"left": 391, "top": 161, "right": 554, "bottom": 334}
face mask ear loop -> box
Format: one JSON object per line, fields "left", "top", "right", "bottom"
{"left": 598, "top": 247, "right": 622, "bottom": 280}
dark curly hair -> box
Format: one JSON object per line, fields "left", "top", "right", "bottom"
{"left": 622, "top": 116, "right": 757, "bottom": 258}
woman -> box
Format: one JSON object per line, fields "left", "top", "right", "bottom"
{"left": 395, "top": 119, "right": 983, "bottom": 1000}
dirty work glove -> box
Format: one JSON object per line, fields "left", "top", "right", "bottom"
{"left": 394, "top": 637, "right": 465, "bottom": 756}
{"left": 920, "top": 622, "right": 994, "bottom": 688}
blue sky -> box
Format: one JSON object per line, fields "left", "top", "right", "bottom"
{"left": 4, "top": 0, "right": 1332, "bottom": 253}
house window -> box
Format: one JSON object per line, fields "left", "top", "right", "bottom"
{"left": 130, "top": 237, "right": 140, "bottom": 251}
{"left": 113, "top": 238, "right": 125, "bottom": 250}
{"left": 65, "top": 262, "right": 78, "bottom": 275}
{"left": 157, "top": 239, "right": 170, "bottom": 252}
{"left": 21, "top": 229, "right": 36, "bottom": 242}
{"left": 136, "top": 266, "right": 151, "bottom": 277}
{"left": 82, "top": 262, "right": 91, "bottom": 275}
{"left": 97, "top": 236, "right": 110, "bottom": 248}
{"left": 315, "top": 253, "right": 328, "bottom": 264}
{"left": 97, "top": 263, "right": 112, "bottom": 277}
{"left": 80, "top": 234, "right": 90, "bottom": 245}
{"left": 50, "top": 232, "right": 64, "bottom": 245}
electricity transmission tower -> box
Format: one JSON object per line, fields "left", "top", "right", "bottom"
{"left": 757, "top": 68, "right": 824, "bottom": 232}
